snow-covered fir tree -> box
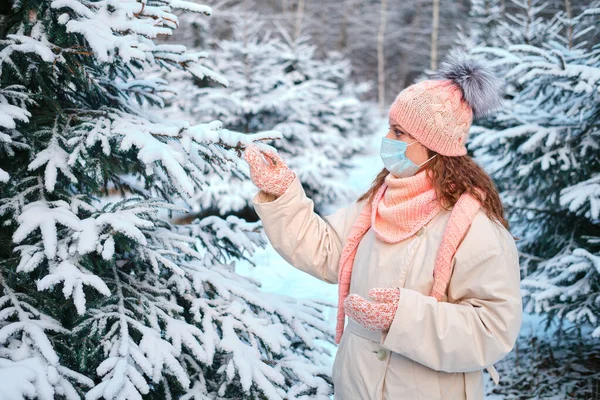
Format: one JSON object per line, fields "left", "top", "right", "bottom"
{"left": 162, "top": 12, "right": 378, "bottom": 213}
{"left": 0, "top": 1, "right": 343, "bottom": 399}
{"left": 270, "top": 23, "right": 378, "bottom": 207}
{"left": 158, "top": 13, "right": 286, "bottom": 217}
{"left": 461, "top": 0, "right": 600, "bottom": 396}
{"left": 496, "top": 0, "right": 565, "bottom": 47}
{"left": 469, "top": 0, "right": 600, "bottom": 338}
{"left": 456, "top": 0, "right": 507, "bottom": 49}
{"left": 457, "top": 0, "right": 569, "bottom": 50}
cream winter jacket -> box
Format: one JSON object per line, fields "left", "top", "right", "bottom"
{"left": 252, "top": 175, "right": 523, "bottom": 400}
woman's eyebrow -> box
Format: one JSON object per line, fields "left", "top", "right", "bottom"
{"left": 389, "top": 122, "right": 406, "bottom": 132}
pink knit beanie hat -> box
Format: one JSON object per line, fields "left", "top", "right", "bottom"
{"left": 388, "top": 49, "right": 505, "bottom": 156}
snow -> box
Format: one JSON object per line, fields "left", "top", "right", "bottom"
{"left": 170, "top": 0, "right": 212, "bottom": 15}
{"left": 560, "top": 174, "right": 600, "bottom": 220}
{"left": 0, "top": 273, "right": 93, "bottom": 399}
{"left": 0, "top": 85, "right": 35, "bottom": 185}
{"left": 0, "top": 102, "right": 30, "bottom": 129}
{"left": 0, "top": 34, "right": 56, "bottom": 68}
{"left": 37, "top": 260, "right": 111, "bottom": 315}
{"left": 28, "top": 131, "right": 78, "bottom": 192}
{"left": 219, "top": 314, "right": 285, "bottom": 397}
{"left": 0, "top": 358, "right": 37, "bottom": 399}
{"left": 13, "top": 200, "right": 82, "bottom": 260}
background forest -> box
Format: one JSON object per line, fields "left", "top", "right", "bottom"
{"left": 0, "top": 0, "right": 598, "bottom": 399}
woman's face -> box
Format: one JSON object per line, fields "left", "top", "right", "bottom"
{"left": 385, "top": 118, "right": 431, "bottom": 165}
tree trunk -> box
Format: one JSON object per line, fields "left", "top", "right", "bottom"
{"left": 377, "top": 0, "right": 388, "bottom": 115}
{"left": 339, "top": 0, "right": 352, "bottom": 51}
{"left": 294, "top": 0, "right": 305, "bottom": 41}
{"left": 564, "top": 0, "right": 572, "bottom": 49}
{"left": 430, "top": 0, "right": 440, "bottom": 71}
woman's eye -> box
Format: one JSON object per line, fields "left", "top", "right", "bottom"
{"left": 388, "top": 126, "right": 404, "bottom": 137}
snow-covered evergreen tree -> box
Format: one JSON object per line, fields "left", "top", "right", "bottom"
{"left": 270, "top": 22, "right": 377, "bottom": 207}
{"left": 456, "top": 0, "right": 507, "bottom": 49}
{"left": 468, "top": 0, "right": 600, "bottom": 338}
{"left": 0, "top": 1, "right": 341, "bottom": 398}
{"left": 162, "top": 12, "right": 378, "bottom": 213}
{"left": 457, "top": 0, "right": 568, "bottom": 51}
{"left": 498, "top": 0, "right": 566, "bottom": 46}
{"left": 462, "top": 0, "right": 600, "bottom": 396}
{"left": 158, "top": 13, "right": 285, "bottom": 217}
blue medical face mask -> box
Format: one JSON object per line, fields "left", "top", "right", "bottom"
{"left": 380, "top": 137, "right": 437, "bottom": 178}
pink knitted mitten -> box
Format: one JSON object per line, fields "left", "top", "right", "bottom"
{"left": 243, "top": 144, "right": 296, "bottom": 197}
{"left": 343, "top": 287, "right": 401, "bottom": 332}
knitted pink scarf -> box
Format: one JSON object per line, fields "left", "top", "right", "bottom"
{"left": 335, "top": 169, "right": 482, "bottom": 344}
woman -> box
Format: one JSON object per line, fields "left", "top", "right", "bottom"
{"left": 243, "top": 49, "right": 523, "bottom": 400}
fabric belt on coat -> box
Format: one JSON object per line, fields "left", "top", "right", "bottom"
{"left": 345, "top": 315, "right": 500, "bottom": 385}
{"left": 347, "top": 318, "right": 381, "bottom": 342}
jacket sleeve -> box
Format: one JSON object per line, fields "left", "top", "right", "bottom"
{"left": 379, "top": 215, "right": 523, "bottom": 373}
{"left": 252, "top": 174, "right": 363, "bottom": 284}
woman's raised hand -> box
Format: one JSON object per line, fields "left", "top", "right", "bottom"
{"left": 243, "top": 143, "right": 296, "bottom": 197}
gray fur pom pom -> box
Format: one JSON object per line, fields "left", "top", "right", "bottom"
{"left": 433, "top": 49, "right": 504, "bottom": 119}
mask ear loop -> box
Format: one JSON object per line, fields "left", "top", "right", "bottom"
{"left": 418, "top": 153, "right": 437, "bottom": 167}
{"left": 405, "top": 139, "right": 437, "bottom": 167}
